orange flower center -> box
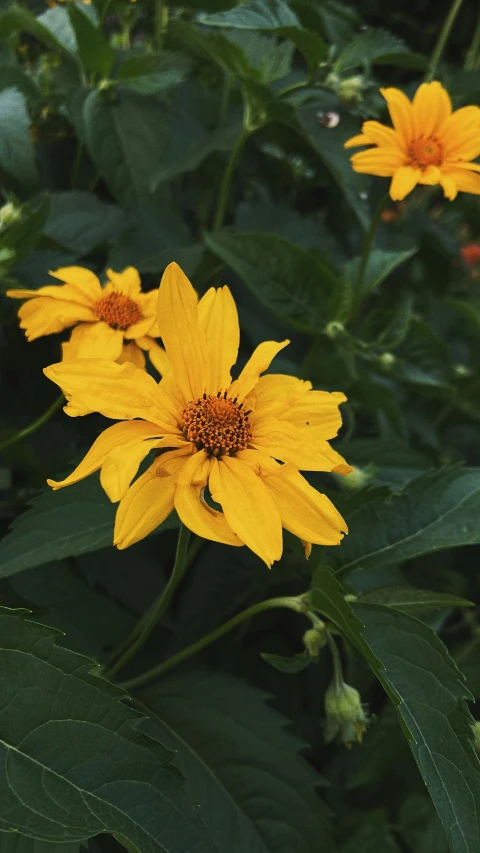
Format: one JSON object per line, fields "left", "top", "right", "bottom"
{"left": 408, "top": 136, "right": 443, "bottom": 168}
{"left": 183, "top": 393, "right": 253, "bottom": 457}
{"left": 94, "top": 292, "right": 142, "bottom": 331}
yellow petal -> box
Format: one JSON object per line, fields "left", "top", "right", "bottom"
{"left": 156, "top": 263, "right": 209, "bottom": 403}
{"left": 44, "top": 359, "right": 179, "bottom": 428}
{"left": 14, "top": 298, "right": 96, "bottom": 341}
{"left": 63, "top": 322, "right": 124, "bottom": 361}
{"left": 198, "top": 285, "right": 240, "bottom": 393}
{"left": 344, "top": 133, "right": 372, "bottom": 149}
{"left": 124, "top": 316, "right": 155, "bottom": 339}
{"left": 137, "top": 338, "right": 170, "bottom": 375}
{"left": 360, "top": 120, "right": 405, "bottom": 150}
{"left": 411, "top": 81, "right": 451, "bottom": 138}
{"left": 47, "top": 420, "right": 163, "bottom": 490}
{"left": 113, "top": 461, "right": 177, "bottom": 549}
{"left": 105, "top": 267, "right": 142, "bottom": 297}
{"left": 100, "top": 437, "right": 188, "bottom": 503}
{"left": 439, "top": 173, "right": 458, "bottom": 200}
{"left": 175, "top": 449, "right": 212, "bottom": 486}
{"left": 117, "top": 341, "right": 147, "bottom": 370}
{"left": 209, "top": 456, "right": 282, "bottom": 567}
{"left": 262, "top": 464, "right": 347, "bottom": 545}
{"left": 251, "top": 418, "right": 352, "bottom": 473}
{"left": 380, "top": 87, "right": 414, "bottom": 144}
{"left": 175, "top": 483, "right": 243, "bottom": 546}
{"left": 440, "top": 105, "right": 480, "bottom": 160}
{"left": 229, "top": 340, "right": 289, "bottom": 402}
{"left": 389, "top": 166, "right": 421, "bottom": 201}
{"left": 441, "top": 168, "right": 480, "bottom": 195}
{"left": 250, "top": 375, "right": 346, "bottom": 438}
{"left": 350, "top": 148, "right": 404, "bottom": 177}
{"left": 48, "top": 266, "right": 103, "bottom": 303}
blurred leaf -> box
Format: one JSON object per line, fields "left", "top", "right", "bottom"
{"left": 67, "top": 3, "right": 114, "bottom": 78}
{"left": 0, "top": 87, "right": 38, "bottom": 189}
{"left": 276, "top": 27, "right": 328, "bottom": 73}
{"left": 0, "top": 194, "right": 50, "bottom": 270}
{"left": 395, "top": 320, "right": 451, "bottom": 387}
{"left": 83, "top": 89, "right": 169, "bottom": 207}
{"left": 357, "top": 587, "right": 473, "bottom": 613}
{"left": 348, "top": 247, "right": 417, "bottom": 298}
{"left": 356, "top": 604, "right": 480, "bottom": 853}
{"left": 340, "top": 814, "right": 400, "bottom": 853}
{"left": 144, "top": 672, "right": 335, "bottom": 853}
{"left": 117, "top": 51, "right": 193, "bottom": 94}
{"left": 0, "top": 607, "right": 212, "bottom": 852}
{"left": 44, "top": 192, "right": 126, "bottom": 254}
{"left": 205, "top": 230, "right": 338, "bottom": 332}
{"left": 0, "top": 835, "right": 84, "bottom": 853}
{"left": 334, "top": 27, "right": 415, "bottom": 71}
{"left": 0, "top": 475, "right": 179, "bottom": 577}
{"left": 36, "top": 6, "right": 77, "bottom": 53}
{"left": 331, "top": 468, "right": 480, "bottom": 576}
{"left": 261, "top": 649, "right": 313, "bottom": 673}
{"left": 199, "top": 0, "right": 300, "bottom": 29}
{"left": 0, "top": 65, "right": 41, "bottom": 107}
{"left": 0, "top": 4, "right": 75, "bottom": 57}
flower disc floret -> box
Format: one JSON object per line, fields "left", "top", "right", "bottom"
{"left": 183, "top": 392, "right": 252, "bottom": 457}
{"left": 408, "top": 136, "right": 443, "bottom": 168}
{"left": 94, "top": 292, "right": 142, "bottom": 330}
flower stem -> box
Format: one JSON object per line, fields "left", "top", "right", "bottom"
{"left": 326, "top": 632, "right": 345, "bottom": 691}
{"left": 213, "top": 126, "right": 250, "bottom": 230}
{"left": 0, "top": 394, "right": 64, "bottom": 452}
{"left": 465, "top": 3, "right": 480, "bottom": 70}
{"left": 106, "top": 524, "right": 191, "bottom": 680}
{"left": 154, "top": 0, "right": 169, "bottom": 50}
{"left": 357, "top": 193, "right": 388, "bottom": 296}
{"left": 118, "top": 595, "right": 305, "bottom": 691}
{"left": 425, "top": 0, "right": 466, "bottom": 81}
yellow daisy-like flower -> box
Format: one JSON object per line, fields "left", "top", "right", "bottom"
{"left": 7, "top": 266, "right": 168, "bottom": 373}
{"left": 43, "top": 263, "right": 350, "bottom": 567}
{"left": 345, "top": 81, "right": 480, "bottom": 201}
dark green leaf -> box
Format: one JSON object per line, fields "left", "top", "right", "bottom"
{"left": 356, "top": 604, "right": 480, "bottom": 853}
{"left": 117, "top": 51, "right": 192, "bottom": 94}
{"left": 36, "top": 6, "right": 77, "bottom": 53}
{"left": 205, "top": 230, "right": 338, "bottom": 333}
{"left": 331, "top": 468, "right": 480, "bottom": 576}
{"left": 0, "top": 608, "right": 213, "bottom": 851}
{"left": 83, "top": 89, "right": 169, "bottom": 207}
{"left": 144, "top": 672, "right": 335, "bottom": 853}
{"left": 199, "top": 0, "right": 300, "bottom": 29}
{"left": 44, "top": 192, "right": 126, "bottom": 254}
{"left": 334, "top": 28, "right": 409, "bottom": 71}
{"left": 357, "top": 587, "right": 474, "bottom": 613}
{"left": 67, "top": 3, "right": 114, "bottom": 78}
{"left": 348, "top": 248, "right": 417, "bottom": 297}
{"left": 0, "top": 475, "right": 179, "bottom": 577}
{"left": 0, "top": 834, "right": 84, "bottom": 852}
{"left": 276, "top": 27, "right": 328, "bottom": 73}
{"left": 0, "top": 195, "right": 50, "bottom": 270}
{"left": 0, "top": 65, "right": 41, "bottom": 107}
{"left": 0, "top": 88, "right": 38, "bottom": 189}
{"left": 261, "top": 649, "right": 313, "bottom": 673}
{"left": 0, "top": 4, "right": 75, "bottom": 57}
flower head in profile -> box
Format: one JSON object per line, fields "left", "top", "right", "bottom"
{"left": 7, "top": 266, "right": 168, "bottom": 373}
{"left": 345, "top": 81, "right": 480, "bottom": 201}
{"left": 44, "top": 263, "right": 351, "bottom": 567}
{"left": 324, "top": 680, "right": 370, "bottom": 747}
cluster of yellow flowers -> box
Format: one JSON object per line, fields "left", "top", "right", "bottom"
{"left": 8, "top": 81, "right": 480, "bottom": 565}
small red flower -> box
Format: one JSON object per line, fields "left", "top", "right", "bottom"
{"left": 461, "top": 243, "right": 480, "bottom": 266}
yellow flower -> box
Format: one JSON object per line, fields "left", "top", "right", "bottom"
{"left": 344, "top": 81, "right": 480, "bottom": 201}
{"left": 43, "top": 263, "right": 350, "bottom": 567}
{"left": 7, "top": 266, "right": 168, "bottom": 373}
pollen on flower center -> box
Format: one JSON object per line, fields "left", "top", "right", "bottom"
{"left": 182, "top": 393, "right": 253, "bottom": 457}
{"left": 408, "top": 136, "right": 444, "bottom": 168}
{"left": 94, "top": 292, "right": 142, "bottom": 330}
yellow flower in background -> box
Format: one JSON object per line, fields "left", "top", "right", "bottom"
{"left": 44, "top": 263, "right": 350, "bottom": 567}
{"left": 345, "top": 81, "right": 480, "bottom": 201}
{"left": 7, "top": 266, "right": 168, "bottom": 373}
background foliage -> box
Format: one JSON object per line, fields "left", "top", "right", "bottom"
{"left": 1, "top": 0, "right": 480, "bottom": 851}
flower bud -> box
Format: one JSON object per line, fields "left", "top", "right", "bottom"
{"left": 0, "top": 201, "right": 22, "bottom": 229}
{"left": 472, "top": 721, "right": 480, "bottom": 753}
{"left": 324, "top": 320, "right": 345, "bottom": 339}
{"left": 379, "top": 352, "right": 396, "bottom": 369}
{"left": 338, "top": 75, "right": 364, "bottom": 104}
{"left": 339, "top": 465, "right": 372, "bottom": 491}
{"left": 453, "top": 363, "right": 471, "bottom": 378}
{"left": 324, "top": 681, "right": 369, "bottom": 746}
{"left": 302, "top": 625, "right": 326, "bottom": 658}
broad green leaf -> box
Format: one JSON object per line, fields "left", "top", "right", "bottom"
{"left": 357, "top": 587, "right": 473, "bottom": 613}
{"left": 0, "top": 608, "right": 213, "bottom": 851}
{"left": 331, "top": 468, "right": 480, "bottom": 576}
{"left": 205, "top": 230, "right": 338, "bottom": 333}
{"left": 294, "top": 97, "right": 370, "bottom": 229}
{"left": 261, "top": 649, "right": 313, "bottom": 673}
{"left": 0, "top": 4, "right": 75, "bottom": 57}
{"left": 117, "top": 51, "right": 192, "bottom": 94}
{"left": 0, "top": 833, "right": 84, "bottom": 852}
{"left": 356, "top": 604, "right": 480, "bottom": 853}
{"left": 171, "top": 19, "right": 257, "bottom": 80}
{"left": 340, "top": 814, "right": 401, "bottom": 853}
{"left": 67, "top": 3, "right": 114, "bottom": 78}
{"left": 199, "top": 0, "right": 300, "bottom": 29}
{"left": 44, "top": 192, "right": 126, "bottom": 254}
{"left": 144, "top": 672, "right": 335, "bottom": 853}
{"left": 0, "top": 475, "right": 179, "bottom": 577}
{"left": 83, "top": 89, "right": 169, "bottom": 207}
{"left": 395, "top": 319, "right": 451, "bottom": 388}
{"left": 0, "top": 65, "right": 41, "bottom": 107}
{"left": 36, "top": 6, "right": 77, "bottom": 53}
{"left": 334, "top": 27, "right": 410, "bottom": 71}
{"left": 276, "top": 27, "right": 328, "bottom": 73}
{"left": 0, "top": 195, "right": 50, "bottom": 271}
{"left": 347, "top": 247, "right": 417, "bottom": 297}
{"left": 0, "top": 88, "right": 38, "bottom": 189}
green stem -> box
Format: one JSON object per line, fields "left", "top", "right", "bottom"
{"left": 154, "top": 0, "right": 169, "bottom": 50}
{"left": 118, "top": 595, "right": 305, "bottom": 691}
{"left": 464, "top": 3, "right": 480, "bottom": 70}
{"left": 326, "top": 632, "right": 345, "bottom": 691}
{"left": 106, "top": 524, "right": 191, "bottom": 680}
{"left": 357, "top": 193, "right": 388, "bottom": 295}
{"left": 213, "top": 126, "right": 250, "bottom": 230}
{"left": 0, "top": 395, "right": 64, "bottom": 452}
{"left": 425, "top": 0, "right": 466, "bottom": 81}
